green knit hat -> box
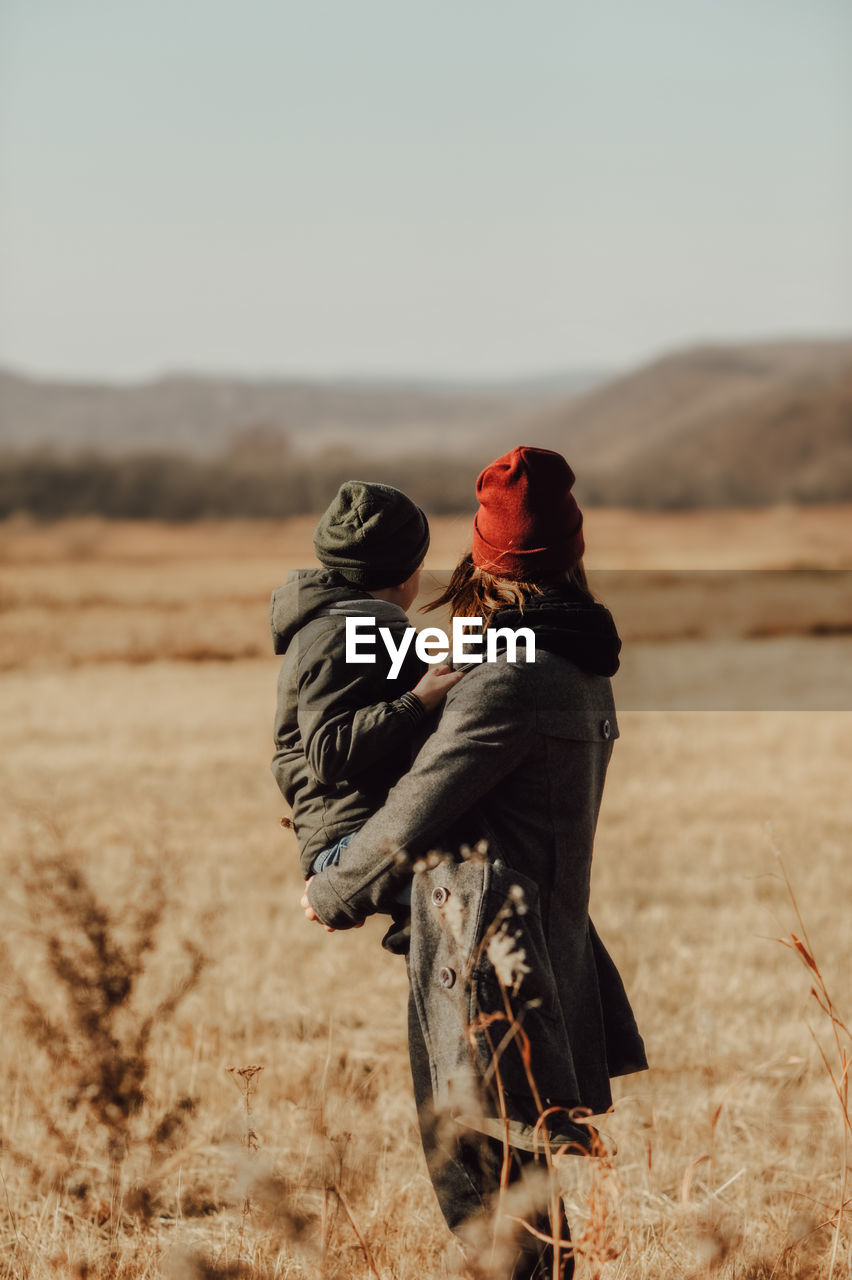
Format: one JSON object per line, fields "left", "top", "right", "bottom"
{"left": 313, "top": 481, "right": 430, "bottom": 588}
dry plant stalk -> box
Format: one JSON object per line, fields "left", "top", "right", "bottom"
{"left": 772, "top": 842, "right": 851, "bottom": 1280}
{"left": 424, "top": 848, "right": 627, "bottom": 1280}
{"left": 482, "top": 966, "right": 626, "bottom": 1279}
{"left": 329, "top": 1182, "right": 383, "bottom": 1280}
{"left": 226, "top": 1064, "right": 264, "bottom": 1261}
{"left": 224, "top": 1064, "right": 383, "bottom": 1278}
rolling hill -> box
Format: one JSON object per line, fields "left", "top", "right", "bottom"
{"left": 514, "top": 338, "right": 852, "bottom": 506}
{"left": 0, "top": 368, "right": 597, "bottom": 457}
{"left": 1, "top": 339, "right": 850, "bottom": 508}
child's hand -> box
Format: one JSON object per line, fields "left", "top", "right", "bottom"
{"left": 411, "top": 664, "right": 465, "bottom": 712}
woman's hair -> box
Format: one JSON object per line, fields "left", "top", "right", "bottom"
{"left": 424, "top": 552, "right": 592, "bottom": 626}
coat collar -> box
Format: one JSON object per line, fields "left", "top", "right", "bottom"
{"left": 488, "top": 586, "right": 621, "bottom": 676}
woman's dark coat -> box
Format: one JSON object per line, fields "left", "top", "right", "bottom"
{"left": 307, "top": 597, "right": 647, "bottom": 1122}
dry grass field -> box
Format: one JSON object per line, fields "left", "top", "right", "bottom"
{"left": 1, "top": 508, "right": 851, "bottom": 1279}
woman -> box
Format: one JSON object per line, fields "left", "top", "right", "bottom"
{"left": 304, "top": 446, "right": 647, "bottom": 1278}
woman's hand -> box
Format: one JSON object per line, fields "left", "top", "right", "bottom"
{"left": 301, "top": 877, "right": 363, "bottom": 931}
{"left": 411, "top": 664, "right": 465, "bottom": 712}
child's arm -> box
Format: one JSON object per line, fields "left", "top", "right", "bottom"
{"left": 297, "top": 638, "right": 462, "bottom": 786}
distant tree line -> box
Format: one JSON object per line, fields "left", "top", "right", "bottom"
{"left": 0, "top": 447, "right": 484, "bottom": 520}
{"left": 3, "top": 437, "right": 849, "bottom": 519}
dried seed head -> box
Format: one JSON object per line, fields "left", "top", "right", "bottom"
{"left": 486, "top": 926, "right": 531, "bottom": 995}
{"left": 227, "top": 1065, "right": 264, "bottom": 1104}
{"left": 442, "top": 894, "right": 467, "bottom": 947}
{"left": 508, "top": 883, "right": 528, "bottom": 915}
{"left": 228, "top": 1064, "right": 263, "bottom": 1083}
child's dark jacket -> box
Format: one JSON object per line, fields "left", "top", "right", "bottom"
{"left": 271, "top": 568, "right": 427, "bottom": 876}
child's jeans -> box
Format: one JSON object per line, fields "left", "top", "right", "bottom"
{"left": 310, "top": 833, "right": 354, "bottom": 875}
{"left": 310, "top": 832, "right": 411, "bottom": 905}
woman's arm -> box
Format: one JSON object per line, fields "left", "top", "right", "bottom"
{"left": 306, "top": 660, "right": 535, "bottom": 927}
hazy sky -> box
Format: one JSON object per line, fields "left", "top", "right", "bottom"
{"left": 1, "top": 0, "right": 850, "bottom": 380}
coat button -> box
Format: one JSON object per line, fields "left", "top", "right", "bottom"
{"left": 601, "top": 718, "right": 612, "bottom": 739}
{"left": 432, "top": 886, "right": 449, "bottom": 907}
{"left": 438, "top": 966, "right": 456, "bottom": 988}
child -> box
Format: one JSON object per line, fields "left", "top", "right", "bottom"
{"left": 271, "top": 480, "right": 461, "bottom": 884}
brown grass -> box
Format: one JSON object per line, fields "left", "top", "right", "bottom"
{"left": 1, "top": 510, "right": 851, "bottom": 1277}
{"left": 2, "top": 508, "right": 851, "bottom": 674}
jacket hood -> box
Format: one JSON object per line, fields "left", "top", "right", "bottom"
{"left": 270, "top": 568, "right": 408, "bottom": 654}
{"left": 491, "top": 586, "right": 621, "bottom": 676}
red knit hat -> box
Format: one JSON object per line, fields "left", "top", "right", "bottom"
{"left": 472, "top": 445, "right": 585, "bottom": 580}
